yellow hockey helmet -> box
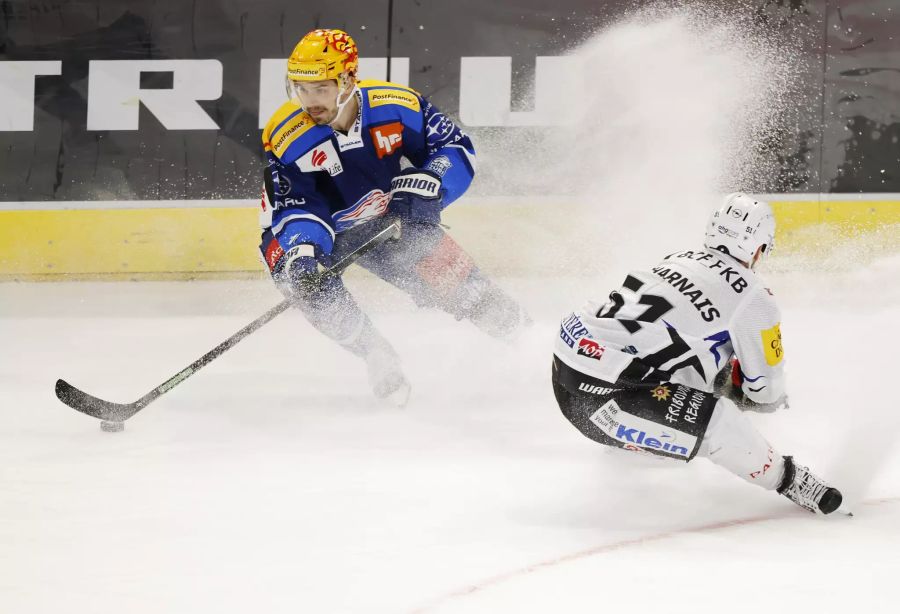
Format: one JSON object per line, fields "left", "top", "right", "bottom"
{"left": 287, "top": 29, "right": 359, "bottom": 83}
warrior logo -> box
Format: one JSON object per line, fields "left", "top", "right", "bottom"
{"left": 578, "top": 383, "right": 619, "bottom": 396}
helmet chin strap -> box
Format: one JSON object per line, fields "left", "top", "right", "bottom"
{"left": 330, "top": 75, "right": 358, "bottom": 127}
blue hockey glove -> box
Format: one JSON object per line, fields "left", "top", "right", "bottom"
{"left": 282, "top": 244, "right": 324, "bottom": 299}
{"left": 387, "top": 168, "right": 443, "bottom": 225}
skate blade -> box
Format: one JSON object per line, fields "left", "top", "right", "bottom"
{"left": 832, "top": 504, "right": 854, "bottom": 517}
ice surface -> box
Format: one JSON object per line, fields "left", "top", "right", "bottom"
{"left": 1, "top": 7, "right": 896, "bottom": 612}
{"left": 1, "top": 258, "right": 898, "bottom": 614}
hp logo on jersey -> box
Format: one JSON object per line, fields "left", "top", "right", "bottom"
{"left": 370, "top": 122, "right": 403, "bottom": 159}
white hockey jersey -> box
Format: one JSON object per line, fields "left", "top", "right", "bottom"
{"left": 554, "top": 248, "right": 786, "bottom": 404}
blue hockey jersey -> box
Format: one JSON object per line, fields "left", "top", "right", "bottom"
{"left": 259, "top": 80, "right": 476, "bottom": 271}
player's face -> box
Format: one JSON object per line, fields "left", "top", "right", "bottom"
{"left": 293, "top": 79, "right": 340, "bottom": 124}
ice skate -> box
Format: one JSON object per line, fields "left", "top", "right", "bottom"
{"left": 777, "top": 456, "right": 844, "bottom": 515}
{"left": 365, "top": 345, "right": 411, "bottom": 408}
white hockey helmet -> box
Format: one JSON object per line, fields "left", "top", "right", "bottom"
{"left": 704, "top": 193, "right": 775, "bottom": 266}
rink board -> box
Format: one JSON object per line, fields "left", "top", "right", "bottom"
{"left": 0, "top": 196, "right": 898, "bottom": 280}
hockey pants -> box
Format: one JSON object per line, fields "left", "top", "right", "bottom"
{"left": 552, "top": 356, "right": 786, "bottom": 491}
{"left": 264, "top": 218, "right": 525, "bottom": 357}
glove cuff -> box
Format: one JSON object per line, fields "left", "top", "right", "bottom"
{"left": 390, "top": 169, "right": 441, "bottom": 199}
{"left": 283, "top": 244, "right": 318, "bottom": 275}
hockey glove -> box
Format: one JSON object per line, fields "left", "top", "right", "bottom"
{"left": 282, "top": 244, "right": 324, "bottom": 300}
{"left": 387, "top": 168, "right": 443, "bottom": 225}
{"left": 721, "top": 359, "right": 789, "bottom": 413}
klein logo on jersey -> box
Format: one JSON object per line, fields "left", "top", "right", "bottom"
{"left": 614, "top": 425, "right": 689, "bottom": 457}
{"left": 576, "top": 338, "right": 605, "bottom": 361}
{"left": 588, "top": 399, "right": 694, "bottom": 459}
{"left": 370, "top": 122, "right": 403, "bottom": 159}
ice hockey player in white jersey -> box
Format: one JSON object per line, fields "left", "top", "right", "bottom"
{"left": 552, "top": 193, "right": 845, "bottom": 515}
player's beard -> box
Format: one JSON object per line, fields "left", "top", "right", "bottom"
{"left": 307, "top": 106, "right": 337, "bottom": 125}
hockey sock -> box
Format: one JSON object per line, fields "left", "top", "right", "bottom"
{"left": 697, "top": 398, "right": 786, "bottom": 490}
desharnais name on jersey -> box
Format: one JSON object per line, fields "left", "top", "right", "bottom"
{"left": 554, "top": 248, "right": 786, "bottom": 403}
{"left": 259, "top": 80, "right": 476, "bottom": 267}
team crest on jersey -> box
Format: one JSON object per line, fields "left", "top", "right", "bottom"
{"left": 651, "top": 385, "right": 671, "bottom": 402}
{"left": 297, "top": 140, "right": 343, "bottom": 176}
{"left": 333, "top": 189, "right": 392, "bottom": 231}
{"left": 370, "top": 122, "right": 403, "bottom": 159}
{"left": 426, "top": 155, "right": 453, "bottom": 177}
{"left": 274, "top": 175, "right": 292, "bottom": 196}
{"left": 426, "top": 109, "right": 456, "bottom": 148}
{"left": 761, "top": 323, "right": 784, "bottom": 366}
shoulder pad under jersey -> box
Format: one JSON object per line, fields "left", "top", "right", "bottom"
{"left": 262, "top": 100, "right": 331, "bottom": 164}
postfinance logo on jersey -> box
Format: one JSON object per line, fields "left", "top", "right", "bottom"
{"left": 269, "top": 114, "right": 315, "bottom": 158}
{"left": 761, "top": 323, "right": 784, "bottom": 366}
{"left": 367, "top": 88, "right": 421, "bottom": 112}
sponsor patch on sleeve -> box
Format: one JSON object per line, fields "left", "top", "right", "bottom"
{"left": 367, "top": 88, "right": 421, "bottom": 112}
{"left": 270, "top": 113, "right": 316, "bottom": 159}
{"left": 576, "top": 338, "right": 605, "bottom": 361}
{"left": 761, "top": 323, "right": 784, "bottom": 366}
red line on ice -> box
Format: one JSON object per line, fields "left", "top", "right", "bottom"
{"left": 410, "top": 497, "right": 898, "bottom": 614}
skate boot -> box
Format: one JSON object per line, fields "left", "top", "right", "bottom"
{"left": 364, "top": 343, "right": 411, "bottom": 408}
{"left": 777, "top": 456, "right": 844, "bottom": 515}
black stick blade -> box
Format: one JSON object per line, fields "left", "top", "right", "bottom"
{"left": 55, "top": 379, "right": 140, "bottom": 421}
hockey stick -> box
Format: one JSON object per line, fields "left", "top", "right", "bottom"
{"left": 55, "top": 221, "right": 401, "bottom": 423}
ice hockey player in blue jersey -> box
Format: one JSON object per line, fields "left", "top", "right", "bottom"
{"left": 552, "top": 194, "right": 846, "bottom": 515}
{"left": 258, "top": 29, "right": 527, "bottom": 406}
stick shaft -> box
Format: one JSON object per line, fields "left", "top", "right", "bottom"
{"left": 58, "top": 222, "right": 400, "bottom": 419}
